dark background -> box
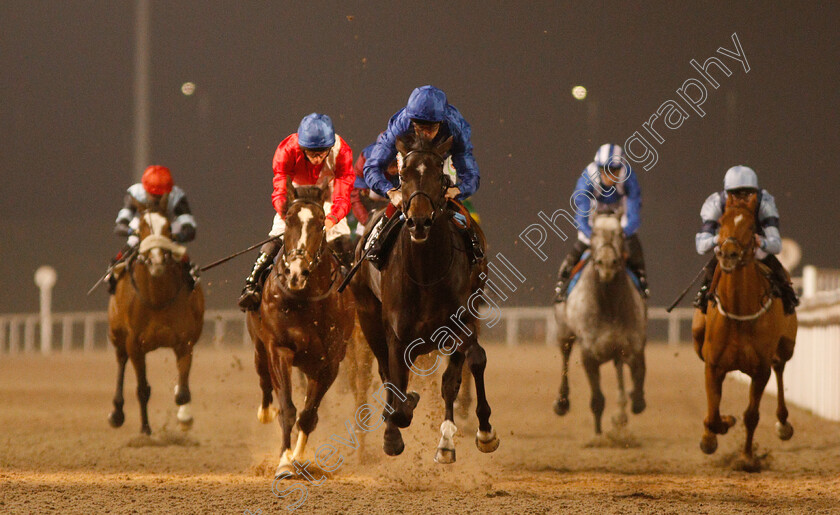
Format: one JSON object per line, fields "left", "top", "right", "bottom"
{"left": 2, "top": 0, "right": 838, "bottom": 313}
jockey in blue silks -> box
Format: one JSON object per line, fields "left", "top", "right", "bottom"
{"left": 693, "top": 165, "right": 799, "bottom": 314}
{"left": 554, "top": 143, "right": 649, "bottom": 302}
{"left": 362, "top": 85, "right": 484, "bottom": 266}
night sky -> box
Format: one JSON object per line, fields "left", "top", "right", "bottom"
{"left": 2, "top": 1, "right": 838, "bottom": 313}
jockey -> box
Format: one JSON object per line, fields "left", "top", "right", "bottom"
{"left": 107, "top": 165, "right": 198, "bottom": 293}
{"left": 554, "top": 144, "right": 649, "bottom": 302}
{"left": 362, "top": 85, "right": 484, "bottom": 266}
{"left": 693, "top": 165, "right": 799, "bottom": 314}
{"left": 238, "top": 113, "right": 355, "bottom": 311}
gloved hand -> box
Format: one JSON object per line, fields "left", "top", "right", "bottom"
{"left": 387, "top": 188, "right": 403, "bottom": 208}
{"left": 114, "top": 222, "right": 132, "bottom": 237}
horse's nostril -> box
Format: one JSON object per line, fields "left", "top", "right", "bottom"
{"left": 423, "top": 219, "right": 432, "bottom": 229}
{"left": 406, "top": 218, "right": 416, "bottom": 228}
{"left": 301, "top": 269, "right": 310, "bottom": 277}
{"left": 284, "top": 268, "right": 291, "bottom": 275}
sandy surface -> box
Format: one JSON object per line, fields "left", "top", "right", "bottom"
{"left": 1, "top": 342, "right": 839, "bottom": 514}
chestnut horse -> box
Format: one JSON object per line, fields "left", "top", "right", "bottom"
{"left": 692, "top": 193, "right": 797, "bottom": 471}
{"left": 247, "top": 181, "right": 354, "bottom": 479}
{"left": 108, "top": 207, "right": 204, "bottom": 435}
{"left": 351, "top": 134, "right": 500, "bottom": 463}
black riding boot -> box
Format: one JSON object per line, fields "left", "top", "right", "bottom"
{"left": 461, "top": 226, "right": 485, "bottom": 264}
{"left": 238, "top": 239, "right": 282, "bottom": 312}
{"left": 182, "top": 261, "right": 200, "bottom": 290}
{"left": 365, "top": 214, "right": 400, "bottom": 270}
{"left": 693, "top": 257, "right": 718, "bottom": 313}
{"left": 106, "top": 244, "right": 135, "bottom": 295}
{"left": 761, "top": 254, "right": 800, "bottom": 315}
{"left": 625, "top": 234, "right": 650, "bottom": 298}
{"left": 553, "top": 240, "right": 588, "bottom": 303}
{"left": 328, "top": 235, "right": 355, "bottom": 275}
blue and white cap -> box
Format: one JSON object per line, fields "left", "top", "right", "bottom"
{"left": 405, "top": 85, "right": 447, "bottom": 123}
{"left": 723, "top": 165, "right": 758, "bottom": 191}
{"left": 593, "top": 143, "right": 624, "bottom": 169}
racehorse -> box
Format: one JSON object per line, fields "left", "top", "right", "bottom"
{"left": 553, "top": 211, "right": 647, "bottom": 435}
{"left": 350, "top": 133, "right": 500, "bottom": 463}
{"left": 692, "top": 193, "right": 797, "bottom": 471}
{"left": 107, "top": 205, "right": 204, "bottom": 435}
{"left": 247, "top": 179, "right": 355, "bottom": 479}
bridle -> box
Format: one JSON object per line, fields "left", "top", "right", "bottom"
{"left": 401, "top": 149, "right": 449, "bottom": 221}
{"left": 715, "top": 236, "right": 753, "bottom": 271}
{"left": 279, "top": 197, "right": 328, "bottom": 273}
{"left": 129, "top": 212, "right": 184, "bottom": 310}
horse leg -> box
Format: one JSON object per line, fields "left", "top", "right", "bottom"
{"left": 435, "top": 351, "right": 465, "bottom": 464}
{"left": 108, "top": 344, "right": 128, "bottom": 428}
{"left": 128, "top": 349, "right": 152, "bottom": 435}
{"left": 692, "top": 309, "right": 706, "bottom": 361}
{"left": 255, "top": 341, "right": 277, "bottom": 424}
{"left": 553, "top": 337, "right": 573, "bottom": 416}
{"left": 773, "top": 359, "right": 794, "bottom": 440}
{"left": 173, "top": 346, "right": 194, "bottom": 430}
{"left": 294, "top": 365, "right": 338, "bottom": 475}
{"left": 611, "top": 358, "right": 628, "bottom": 428}
{"left": 385, "top": 339, "right": 420, "bottom": 429}
{"left": 466, "top": 343, "right": 500, "bottom": 453}
{"left": 454, "top": 365, "right": 472, "bottom": 420}
{"left": 270, "top": 346, "right": 297, "bottom": 479}
{"left": 582, "top": 353, "right": 605, "bottom": 435}
{"left": 740, "top": 367, "right": 771, "bottom": 471}
{"left": 627, "top": 350, "right": 647, "bottom": 414}
{"left": 700, "top": 365, "right": 735, "bottom": 454}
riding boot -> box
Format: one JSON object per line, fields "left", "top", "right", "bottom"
{"left": 634, "top": 267, "right": 650, "bottom": 299}
{"left": 365, "top": 214, "right": 399, "bottom": 270}
{"left": 107, "top": 270, "right": 118, "bottom": 294}
{"left": 553, "top": 255, "right": 579, "bottom": 303}
{"left": 693, "top": 257, "right": 718, "bottom": 314}
{"left": 761, "top": 254, "right": 800, "bottom": 315}
{"left": 328, "top": 235, "right": 355, "bottom": 276}
{"left": 183, "top": 261, "right": 200, "bottom": 290}
{"left": 625, "top": 233, "right": 649, "bottom": 298}
{"left": 238, "top": 240, "right": 282, "bottom": 312}
{"left": 464, "top": 226, "right": 485, "bottom": 264}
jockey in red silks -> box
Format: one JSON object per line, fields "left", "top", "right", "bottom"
{"left": 238, "top": 113, "right": 355, "bottom": 311}
{"left": 106, "top": 165, "right": 199, "bottom": 293}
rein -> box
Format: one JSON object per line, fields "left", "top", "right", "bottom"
{"left": 275, "top": 251, "right": 340, "bottom": 302}
{"left": 713, "top": 293, "right": 774, "bottom": 321}
{"left": 280, "top": 198, "right": 327, "bottom": 271}
{"left": 712, "top": 229, "right": 773, "bottom": 321}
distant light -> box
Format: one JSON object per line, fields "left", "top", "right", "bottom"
{"left": 181, "top": 82, "right": 196, "bottom": 96}
{"left": 572, "top": 85, "right": 587, "bottom": 100}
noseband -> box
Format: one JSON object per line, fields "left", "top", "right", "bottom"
{"left": 716, "top": 236, "right": 753, "bottom": 269}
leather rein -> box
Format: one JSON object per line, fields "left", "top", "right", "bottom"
{"left": 712, "top": 236, "right": 773, "bottom": 321}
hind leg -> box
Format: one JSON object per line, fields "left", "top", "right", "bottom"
{"left": 466, "top": 342, "right": 500, "bottom": 453}
{"left": 773, "top": 357, "right": 793, "bottom": 441}
{"left": 454, "top": 365, "right": 472, "bottom": 420}
{"left": 611, "top": 358, "right": 628, "bottom": 427}
{"left": 436, "top": 351, "right": 465, "bottom": 464}
{"left": 553, "top": 337, "right": 573, "bottom": 416}
{"left": 739, "top": 367, "right": 771, "bottom": 471}
{"left": 628, "top": 350, "right": 646, "bottom": 414}
{"left": 128, "top": 348, "right": 152, "bottom": 435}
{"left": 108, "top": 343, "right": 128, "bottom": 428}
{"left": 173, "top": 345, "right": 194, "bottom": 430}
{"left": 582, "top": 352, "right": 605, "bottom": 434}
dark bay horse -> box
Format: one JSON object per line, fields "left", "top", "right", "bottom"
{"left": 692, "top": 193, "right": 797, "bottom": 471}
{"left": 350, "top": 134, "right": 499, "bottom": 463}
{"left": 554, "top": 211, "right": 647, "bottom": 435}
{"left": 108, "top": 208, "right": 204, "bottom": 434}
{"left": 247, "top": 180, "right": 355, "bottom": 478}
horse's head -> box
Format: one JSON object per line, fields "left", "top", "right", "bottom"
{"left": 716, "top": 192, "right": 758, "bottom": 272}
{"left": 281, "top": 177, "right": 330, "bottom": 291}
{"left": 136, "top": 210, "right": 185, "bottom": 277}
{"left": 590, "top": 212, "right": 624, "bottom": 282}
{"left": 395, "top": 133, "right": 453, "bottom": 242}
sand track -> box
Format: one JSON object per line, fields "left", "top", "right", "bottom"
{"left": 1, "top": 344, "right": 839, "bottom": 514}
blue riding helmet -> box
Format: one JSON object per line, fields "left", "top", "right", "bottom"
{"left": 405, "top": 85, "right": 447, "bottom": 123}
{"left": 297, "top": 113, "right": 336, "bottom": 148}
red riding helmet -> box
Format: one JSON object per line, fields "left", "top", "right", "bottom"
{"left": 141, "top": 165, "right": 174, "bottom": 196}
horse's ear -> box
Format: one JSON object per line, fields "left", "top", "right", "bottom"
{"left": 157, "top": 193, "right": 169, "bottom": 213}
{"left": 395, "top": 136, "right": 409, "bottom": 157}
{"left": 745, "top": 192, "right": 758, "bottom": 212}
{"left": 435, "top": 136, "right": 453, "bottom": 157}
{"left": 286, "top": 176, "right": 296, "bottom": 202}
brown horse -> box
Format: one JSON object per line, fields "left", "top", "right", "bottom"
{"left": 108, "top": 207, "right": 204, "bottom": 435}
{"left": 350, "top": 133, "right": 499, "bottom": 463}
{"left": 247, "top": 180, "right": 354, "bottom": 479}
{"left": 692, "top": 193, "right": 797, "bottom": 471}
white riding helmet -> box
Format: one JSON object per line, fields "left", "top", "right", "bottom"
{"left": 593, "top": 143, "right": 624, "bottom": 169}
{"left": 723, "top": 165, "right": 759, "bottom": 191}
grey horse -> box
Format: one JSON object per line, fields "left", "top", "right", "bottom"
{"left": 553, "top": 212, "right": 648, "bottom": 434}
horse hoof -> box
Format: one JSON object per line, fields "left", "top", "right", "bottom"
{"left": 108, "top": 410, "right": 125, "bottom": 428}
{"left": 475, "top": 429, "right": 500, "bottom": 453}
{"left": 700, "top": 434, "right": 718, "bottom": 455}
{"left": 178, "top": 418, "right": 194, "bottom": 431}
{"left": 720, "top": 415, "right": 737, "bottom": 434}
{"left": 735, "top": 454, "right": 762, "bottom": 473}
{"left": 631, "top": 397, "right": 646, "bottom": 414}
{"left": 611, "top": 412, "right": 628, "bottom": 427}
{"left": 141, "top": 425, "right": 152, "bottom": 436}
{"left": 776, "top": 421, "right": 794, "bottom": 441}
{"left": 258, "top": 405, "right": 279, "bottom": 424}
{"left": 274, "top": 465, "right": 295, "bottom": 480}
{"left": 405, "top": 391, "right": 420, "bottom": 410}
{"left": 383, "top": 438, "right": 405, "bottom": 457}
{"left": 434, "top": 447, "right": 456, "bottom": 464}
{"left": 553, "top": 398, "right": 570, "bottom": 416}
